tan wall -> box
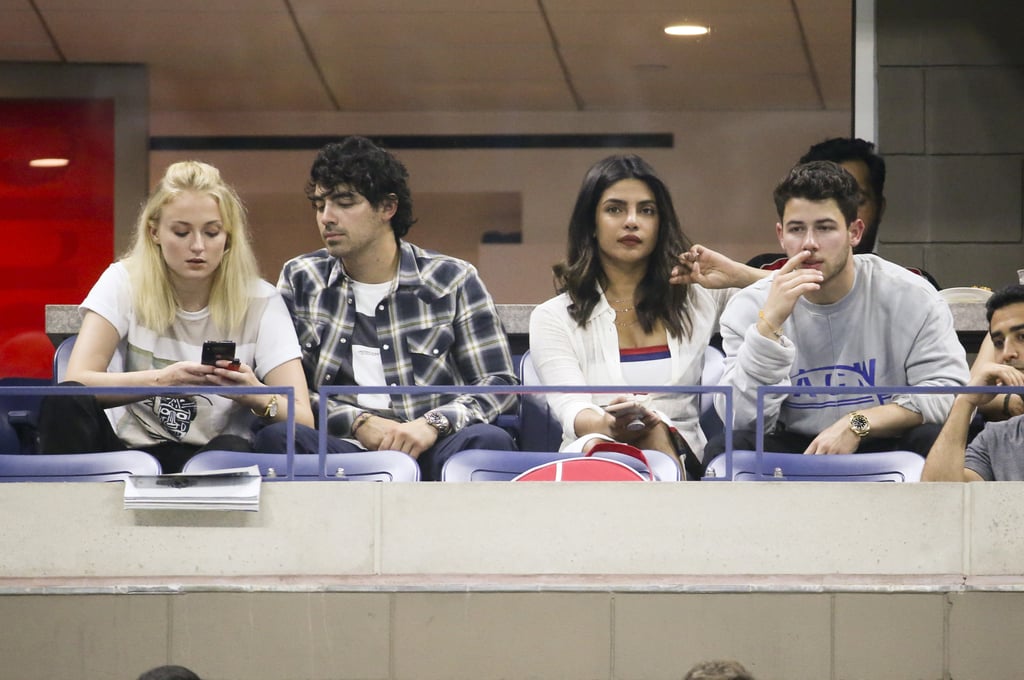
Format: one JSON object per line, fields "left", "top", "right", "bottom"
{"left": 147, "top": 110, "right": 850, "bottom": 303}
{"left": 3, "top": 481, "right": 1024, "bottom": 679}
{"left": 876, "top": 0, "right": 1024, "bottom": 289}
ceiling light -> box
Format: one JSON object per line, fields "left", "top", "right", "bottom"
{"left": 664, "top": 24, "right": 710, "bottom": 37}
{"left": 29, "top": 158, "right": 69, "bottom": 168}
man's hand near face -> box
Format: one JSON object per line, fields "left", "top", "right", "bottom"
{"left": 757, "top": 250, "right": 823, "bottom": 340}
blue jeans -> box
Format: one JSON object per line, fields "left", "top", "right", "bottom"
{"left": 253, "top": 421, "right": 516, "bottom": 481}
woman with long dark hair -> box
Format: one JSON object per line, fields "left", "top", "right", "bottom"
{"left": 529, "top": 154, "right": 764, "bottom": 478}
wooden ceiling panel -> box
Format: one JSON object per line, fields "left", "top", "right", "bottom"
{"left": 0, "top": 0, "right": 854, "bottom": 114}
{"left": 41, "top": 9, "right": 309, "bottom": 73}
{"left": 149, "top": 73, "right": 335, "bottom": 112}
{"left": 559, "top": 41, "right": 810, "bottom": 79}
{"left": 294, "top": 9, "right": 551, "bottom": 46}
{"left": 318, "top": 45, "right": 564, "bottom": 81}
{"left": 547, "top": 7, "right": 801, "bottom": 47}
{"left": 0, "top": 8, "right": 58, "bottom": 61}
{"left": 293, "top": 0, "right": 537, "bottom": 13}
{"left": 574, "top": 72, "right": 822, "bottom": 111}
{"left": 35, "top": 0, "right": 283, "bottom": 10}
{"left": 542, "top": 0, "right": 793, "bottom": 12}
{"left": 325, "top": 77, "right": 577, "bottom": 112}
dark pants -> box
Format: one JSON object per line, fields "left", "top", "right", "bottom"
{"left": 253, "top": 421, "right": 517, "bottom": 481}
{"left": 38, "top": 384, "right": 251, "bottom": 473}
{"left": 704, "top": 422, "right": 944, "bottom": 460}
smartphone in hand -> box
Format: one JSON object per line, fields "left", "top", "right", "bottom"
{"left": 201, "top": 340, "right": 240, "bottom": 370}
{"left": 603, "top": 401, "right": 645, "bottom": 418}
{"left": 603, "top": 399, "right": 649, "bottom": 431}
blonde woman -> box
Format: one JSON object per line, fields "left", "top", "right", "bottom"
{"left": 39, "top": 161, "right": 313, "bottom": 471}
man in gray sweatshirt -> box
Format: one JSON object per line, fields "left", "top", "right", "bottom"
{"left": 707, "top": 161, "right": 969, "bottom": 458}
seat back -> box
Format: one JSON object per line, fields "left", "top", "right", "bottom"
{"left": 0, "top": 417, "right": 20, "bottom": 452}
{"left": 704, "top": 450, "right": 925, "bottom": 482}
{"left": 181, "top": 450, "right": 421, "bottom": 482}
{"left": 517, "top": 350, "right": 565, "bottom": 451}
{"left": 442, "top": 448, "right": 682, "bottom": 482}
{"left": 0, "top": 450, "right": 162, "bottom": 482}
{"left": 0, "top": 377, "right": 48, "bottom": 453}
{"left": 698, "top": 345, "right": 726, "bottom": 442}
{"left": 53, "top": 334, "right": 77, "bottom": 384}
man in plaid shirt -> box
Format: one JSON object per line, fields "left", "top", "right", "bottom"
{"left": 254, "top": 136, "right": 517, "bottom": 480}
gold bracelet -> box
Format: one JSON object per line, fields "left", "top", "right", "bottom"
{"left": 758, "top": 309, "right": 784, "bottom": 339}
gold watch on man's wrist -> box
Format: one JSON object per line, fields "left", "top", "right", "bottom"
{"left": 848, "top": 412, "right": 870, "bottom": 438}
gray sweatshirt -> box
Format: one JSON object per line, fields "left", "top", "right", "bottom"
{"left": 717, "top": 254, "right": 969, "bottom": 436}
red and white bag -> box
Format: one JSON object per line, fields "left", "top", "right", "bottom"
{"left": 512, "top": 443, "right": 653, "bottom": 482}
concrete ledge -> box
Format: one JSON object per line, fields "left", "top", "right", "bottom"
{"left": 0, "top": 481, "right": 1017, "bottom": 581}
{"left": 2, "top": 573, "right": 1014, "bottom": 596}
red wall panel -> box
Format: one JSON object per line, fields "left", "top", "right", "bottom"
{"left": 0, "top": 99, "right": 114, "bottom": 378}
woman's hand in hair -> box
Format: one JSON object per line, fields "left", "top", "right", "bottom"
{"left": 670, "top": 244, "right": 769, "bottom": 289}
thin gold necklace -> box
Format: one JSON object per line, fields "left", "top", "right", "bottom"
{"left": 608, "top": 296, "right": 634, "bottom": 313}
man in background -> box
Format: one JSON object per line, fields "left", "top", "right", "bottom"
{"left": 923, "top": 284, "right": 1024, "bottom": 481}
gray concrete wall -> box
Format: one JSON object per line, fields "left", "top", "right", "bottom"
{"left": 877, "top": 0, "right": 1024, "bottom": 289}
{"left": 2, "top": 481, "right": 1024, "bottom": 679}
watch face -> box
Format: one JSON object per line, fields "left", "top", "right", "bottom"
{"left": 850, "top": 413, "right": 869, "bottom": 435}
{"left": 425, "top": 411, "right": 450, "bottom": 435}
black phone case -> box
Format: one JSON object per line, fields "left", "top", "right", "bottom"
{"left": 201, "top": 340, "right": 236, "bottom": 366}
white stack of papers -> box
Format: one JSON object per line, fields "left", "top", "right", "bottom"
{"left": 123, "top": 465, "right": 262, "bottom": 511}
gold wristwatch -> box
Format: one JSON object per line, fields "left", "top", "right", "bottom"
{"left": 848, "top": 412, "right": 870, "bottom": 438}
{"left": 252, "top": 395, "right": 278, "bottom": 419}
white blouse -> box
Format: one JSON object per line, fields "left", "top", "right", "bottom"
{"left": 528, "top": 285, "right": 734, "bottom": 460}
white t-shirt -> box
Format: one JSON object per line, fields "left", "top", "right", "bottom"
{"left": 81, "top": 262, "right": 301, "bottom": 448}
{"left": 349, "top": 278, "right": 393, "bottom": 410}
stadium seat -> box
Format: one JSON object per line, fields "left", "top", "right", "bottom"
{"left": 703, "top": 449, "right": 925, "bottom": 482}
{"left": 0, "top": 450, "right": 161, "bottom": 482}
{"left": 181, "top": 449, "right": 420, "bottom": 482}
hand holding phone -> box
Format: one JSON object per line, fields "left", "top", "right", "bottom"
{"left": 201, "top": 340, "right": 240, "bottom": 371}
{"left": 603, "top": 399, "right": 649, "bottom": 432}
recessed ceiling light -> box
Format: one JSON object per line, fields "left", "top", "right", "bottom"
{"left": 29, "top": 158, "right": 70, "bottom": 168}
{"left": 665, "top": 24, "right": 710, "bottom": 37}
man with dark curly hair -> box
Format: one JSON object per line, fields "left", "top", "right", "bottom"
{"left": 254, "top": 136, "right": 517, "bottom": 480}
